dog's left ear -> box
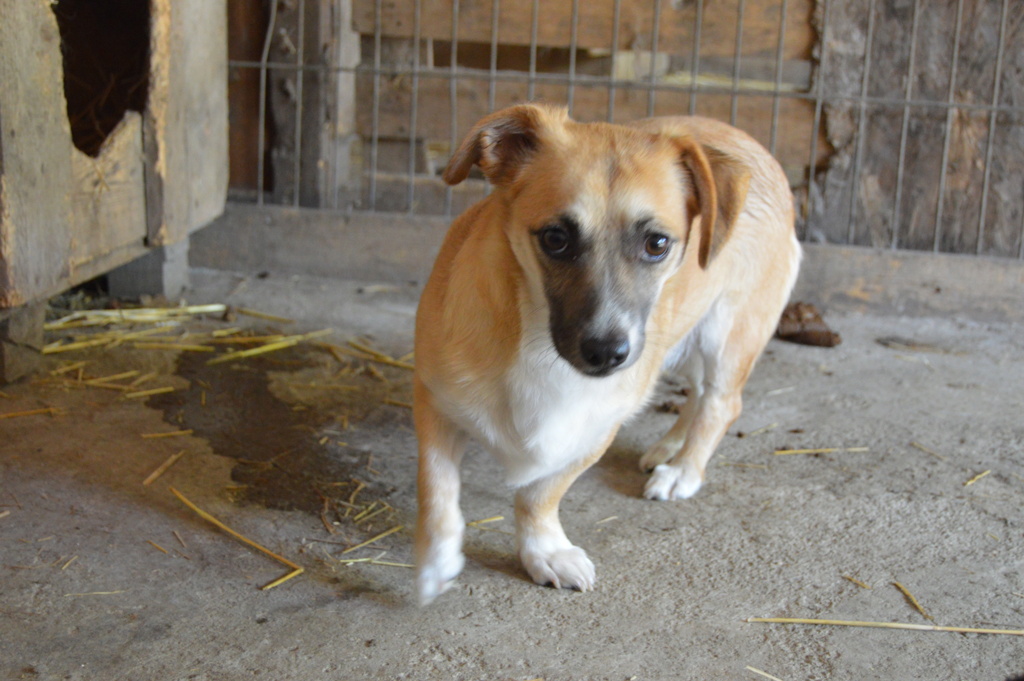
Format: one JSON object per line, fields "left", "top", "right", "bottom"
{"left": 443, "top": 104, "right": 565, "bottom": 187}
{"left": 675, "top": 138, "right": 752, "bottom": 269}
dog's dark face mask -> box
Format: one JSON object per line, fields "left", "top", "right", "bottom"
{"left": 532, "top": 211, "right": 682, "bottom": 378}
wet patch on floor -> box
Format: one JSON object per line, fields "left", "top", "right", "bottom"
{"left": 149, "top": 345, "right": 415, "bottom": 518}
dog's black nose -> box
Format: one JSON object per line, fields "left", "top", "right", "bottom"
{"left": 580, "top": 336, "right": 630, "bottom": 373}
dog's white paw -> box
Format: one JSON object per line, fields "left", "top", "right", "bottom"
{"left": 416, "top": 542, "right": 465, "bottom": 606}
{"left": 639, "top": 442, "right": 675, "bottom": 472}
{"left": 643, "top": 462, "right": 703, "bottom": 501}
{"left": 521, "top": 546, "right": 596, "bottom": 591}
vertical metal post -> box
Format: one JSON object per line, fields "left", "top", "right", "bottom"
{"left": 444, "top": 0, "right": 461, "bottom": 217}
{"left": 406, "top": 0, "right": 423, "bottom": 213}
{"left": 804, "top": 0, "right": 832, "bottom": 238}
{"left": 256, "top": 0, "right": 280, "bottom": 207}
{"left": 729, "top": 0, "right": 746, "bottom": 126}
{"left": 890, "top": 0, "right": 921, "bottom": 249}
{"left": 607, "top": 0, "right": 622, "bottom": 122}
{"left": 976, "top": 0, "right": 1009, "bottom": 255}
{"left": 769, "top": 0, "right": 788, "bottom": 156}
{"left": 568, "top": 0, "right": 580, "bottom": 116}
{"left": 646, "top": 0, "right": 662, "bottom": 118}
{"left": 488, "top": 0, "right": 500, "bottom": 114}
{"left": 527, "top": 0, "right": 539, "bottom": 101}
{"left": 368, "top": 0, "right": 383, "bottom": 211}
{"left": 846, "top": 0, "right": 877, "bottom": 244}
{"left": 292, "top": 2, "right": 306, "bottom": 207}
{"left": 933, "top": 0, "right": 965, "bottom": 252}
{"left": 688, "top": 0, "right": 703, "bottom": 116}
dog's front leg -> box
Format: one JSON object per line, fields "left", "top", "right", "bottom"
{"left": 414, "top": 380, "right": 468, "bottom": 605}
{"left": 514, "top": 433, "right": 615, "bottom": 591}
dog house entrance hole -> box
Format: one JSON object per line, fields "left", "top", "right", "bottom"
{"left": 52, "top": 0, "right": 150, "bottom": 157}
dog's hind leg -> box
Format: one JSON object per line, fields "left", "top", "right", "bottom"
{"left": 642, "top": 314, "right": 767, "bottom": 501}
{"left": 514, "top": 431, "right": 617, "bottom": 591}
{"left": 414, "top": 379, "right": 469, "bottom": 605}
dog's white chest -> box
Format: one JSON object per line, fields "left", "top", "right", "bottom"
{"left": 448, "top": 342, "right": 642, "bottom": 487}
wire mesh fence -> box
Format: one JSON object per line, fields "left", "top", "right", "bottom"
{"left": 227, "top": 0, "right": 1024, "bottom": 258}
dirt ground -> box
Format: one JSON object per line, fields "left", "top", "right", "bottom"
{"left": 2, "top": 266, "right": 1023, "bottom": 681}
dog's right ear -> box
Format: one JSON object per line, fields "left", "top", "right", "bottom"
{"left": 443, "top": 104, "right": 563, "bottom": 187}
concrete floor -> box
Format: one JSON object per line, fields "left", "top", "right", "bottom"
{"left": 2, "top": 266, "right": 1023, "bottom": 681}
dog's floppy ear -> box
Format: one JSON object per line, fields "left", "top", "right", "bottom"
{"left": 443, "top": 104, "right": 563, "bottom": 187}
{"left": 675, "top": 138, "right": 751, "bottom": 269}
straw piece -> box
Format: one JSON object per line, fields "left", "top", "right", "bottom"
{"left": 236, "top": 307, "right": 295, "bottom": 324}
{"left": 85, "top": 371, "right": 139, "bottom": 385}
{"left": 892, "top": 582, "right": 932, "bottom": 620}
{"left": 0, "top": 407, "right": 60, "bottom": 420}
{"left": 51, "top": 361, "right": 89, "bottom": 375}
{"left": 61, "top": 555, "right": 78, "bottom": 570}
{"left": 773, "top": 447, "right": 870, "bottom": 456}
{"left": 0, "top": 510, "right": 10, "bottom": 520}
{"left": 842, "top": 575, "right": 872, "bottom": 589}
{"left": 42, "top": 338, "right": 112, "bottom": 354}
{"left": 745, "top": 666, "right": 785, "bottom": 681}
{"left": 206, "top": 329, "right": 333, "bottom": 365}
{"left": 124, "top": 386, "right": 176, "bottom": 400}
{"left": 147, "top": 540, "right": 169, "bottom": 554}
{"left": 65, "top": 590, "right": 127, "bottom": 597}
{"left": 169, "top": 487, "right": 304, "bottom": 590}
{"left": 133, "top": 342, "right": 215, "bottom": 352}
{"left": 141, "top": 430, "right": 193, "bottom": 439}
{"left": 963, "top": 470, "right": 991, "bottom": 487}
{"left": 321, "top": 343, "right": 415, "bottom": 370}
{"left": 467, "top": 515, "right": 505, "bottom": 527}
{"left": 739, "top": 423, "right": 779, "bottom": 439}
{"left": 596, "top": 516, "right": 618, "bottom": 524}
{"left": 383, "top": 399, "right": 413, "bottom": 409}
{"left": 340, "top": 525, "right": 404, "bottom": 555}
{"left": 143, "top": 451, "right": 187, "bottom": 486}
{"left": 910, "top": 441, "right": 947, "bottom": 461}
{"left": 745, "top": 617, "right": 1023, "bottom": 636}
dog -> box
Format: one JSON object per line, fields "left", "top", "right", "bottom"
{"left": 413, "top": 104, "right": 801, "bottom": 604}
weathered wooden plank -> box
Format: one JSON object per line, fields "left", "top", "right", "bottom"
{"left": 147, "top": 0, "right": 229, "bottom": 245}
{"left": 0, "top": 0, "right": 76, "bottom": 307}
{"left": 355, "top": 75, "right": 827, "bottom": 180}
{"left": 352, "top": 0, "right": 814, "bottom": 59}
{"left": 69, "top": 113, "right": 147, "bottom": 274}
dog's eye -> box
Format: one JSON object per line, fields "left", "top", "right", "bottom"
{"left": 643, "top": 234, "right": 671, "bottom": 261}
{"left": 539, "top": 227, "right": 572, "bottom": 257}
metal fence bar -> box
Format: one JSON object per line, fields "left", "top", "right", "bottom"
{"left": 803, "top": 0, "right": 830, "bottom": 240}
{"left": 847, "top": 0, "right": 877, "bottom": 244}
{"left": 607, "top": 0, "right": 622, "bottom": 122}
{"left": 367, "top": 0, "right": 383, "bottom": 210}
{"left": 568, "top": 0, "right": 581, "bottom": 116}
{"left": 527, "top": 0, "right": 539, "bottom": 101}
{"left": 933, "top": 0, "right": 965, "bottom": 252}
{"left": 769, "top": 0, "right": 788, "bottom": 156}
{"left": 488, "top": 0, "right": 500, "bottom": 114}
{"left": 444, "top": 0, "right": 461, "bottom": 216}
{"left": 255, "top": 0, "right": 279, "bottom": 207}
{"left": 976, "top": 0, "right": 1009, "bottom": 255}
{"left": 688, "top": 0, "right": 704, "bottom": 116}
{"left": 646, "top": 0, "right": 662, "bottom": 118}
{"left": 229, "top": 59, "right": 1023, "bottom": 116}
{"left": 406, "top": 0, "right": 423, "bottom": 213}
{"left": 729, "top": 0, "right": 746, "bottom": 126}
{"left": 891, "top": 0, "right": 921, "bottom": 249}
{"left": 292, "top": 2, "right": 306, "bottom": 207}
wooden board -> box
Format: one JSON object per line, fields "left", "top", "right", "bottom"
{"left": 70, "top": 113, "right": 148, "bottom": 273}
{"left": 355, "top": 74, "right": 828, "bottom": 180}
{"left": 147, "top": 0, "right": 229, "bottom": 245}
{"left": 353, "top": 0, "right": 815, "bottom": 60}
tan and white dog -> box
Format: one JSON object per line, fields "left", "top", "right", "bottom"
{"left": 413, "top": 104, "right": 800, "bottom": 604}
